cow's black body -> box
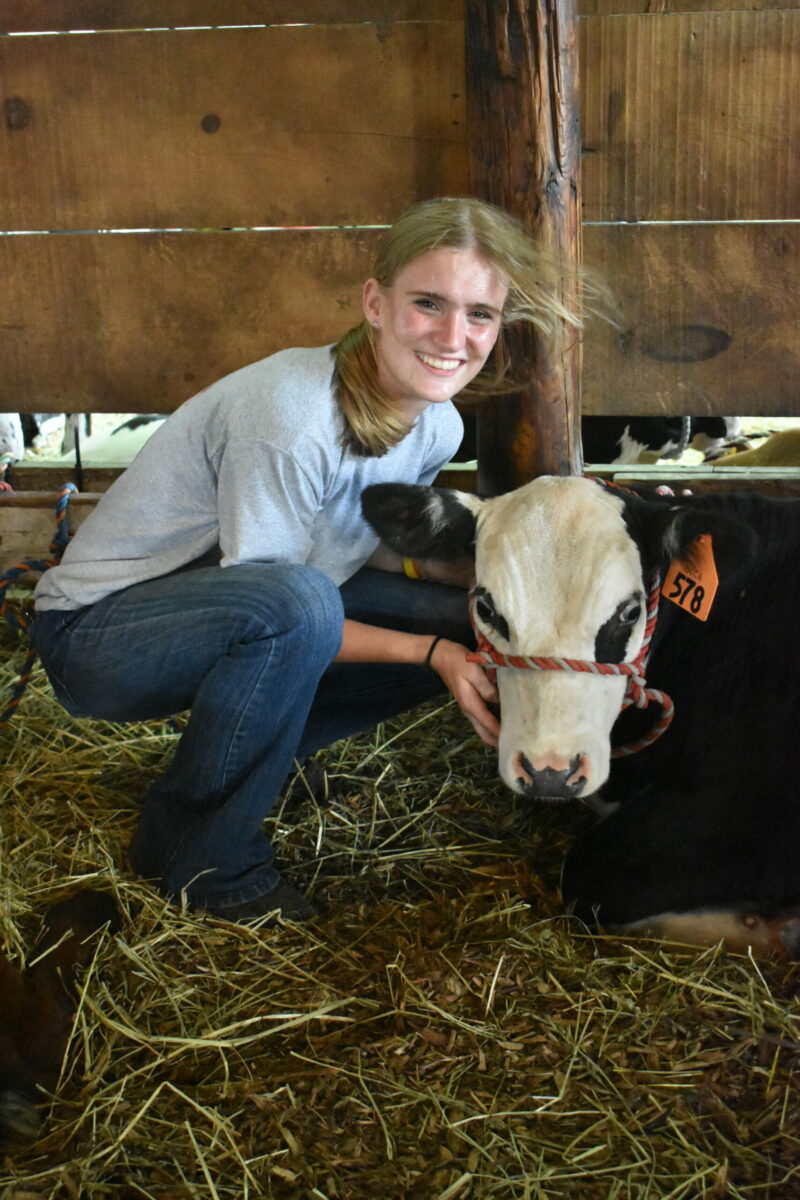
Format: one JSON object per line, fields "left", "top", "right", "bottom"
{"left": 562, "top": 489, "right": 800, "bottom": 929}
{"left": 362, "top": 477, "right": 799, "bottom": 953}
{"left": 455, "top": 413, "right": 734, "bottom": 466}
{"left": 580, "top": 416, "right": 732, "bottom": 464}
{"left": 580, "top": 415, "right": 689, "bottom": 464}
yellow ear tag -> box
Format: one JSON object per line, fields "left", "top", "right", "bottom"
{"left": 661, "top": 533, "right": 719, "bottom": 621}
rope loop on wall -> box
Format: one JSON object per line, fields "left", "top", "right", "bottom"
{"left": 0, "top": 483, "right": 77, "bottom": 726}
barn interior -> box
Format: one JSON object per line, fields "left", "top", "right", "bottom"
{"left": 0, "top": 2, "right": 798, "bottom": 1196}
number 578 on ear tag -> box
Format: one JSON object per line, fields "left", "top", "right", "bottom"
{"left": 662, "top": 533, "right": 718, "bottom": 621}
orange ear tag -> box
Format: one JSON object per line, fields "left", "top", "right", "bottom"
{"left": 661, "top": 533, "right": 719, "bottom": 621}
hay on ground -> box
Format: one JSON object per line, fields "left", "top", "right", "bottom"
{"left": 0, "top": 622, "right": 798, "bottom": 1199}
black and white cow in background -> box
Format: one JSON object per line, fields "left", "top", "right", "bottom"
{"left": 362, "top": 476, "right": 800, "bottom": 958}
{"left": 19, "top": 413, "right": 92, "bottom": 455}
{"left": 455, "top": 413, "right": 742, "bottom": 466}
{"left": 52, "top": 414, "right": 164, "bottom": 466}
{"left": 0, "top": 414, "right": 94, "bottom": 480}
{"left": 578, "top": 415, "right": 742, "bottom": 464}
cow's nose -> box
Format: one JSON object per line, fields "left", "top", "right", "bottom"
{"left": 515, "top": 752, "right": 588, "bottom": 800}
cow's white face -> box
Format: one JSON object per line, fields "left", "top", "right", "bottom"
{"left": 363, "top": 475, "right": 750, "bottom": 806}
{"left": 468, "top": 478, "right": 647, "bottom": 799}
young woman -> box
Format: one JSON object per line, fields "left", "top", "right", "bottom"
{"left": 31, "top": 197, "right": 580, "bottom": 923}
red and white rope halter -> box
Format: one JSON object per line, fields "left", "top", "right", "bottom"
{"left": 466, "top": 569, "right": 675, "bottom": 757}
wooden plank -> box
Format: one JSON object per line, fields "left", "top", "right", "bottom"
{"left": 0, "top": 23, "right": 467, "bottom": 230}
{"left": 4, "top": 11, "right": 796, "bottom": 230}
{"left": 7, "top": 461, "right": 478, "bottom": 493}
{"left": 0, "top": 1, "right": 463, "bottom": 31}
{"left": 0, "top": 492, "right": 100, "bottom": 572}
{"left": 596, "top": 464, "right": 800, "bottom": 495}
{"left": 466, "top": 0, "right": 583, "bottom": 492}
{"left": 582, "top": 223, "right": 800, "bottom": 417}
{"left": 4, "top": 223, "right": 799, "bottom": 418}
{"left": 581, "top": 10, "right": 800, "bottom": 222}
{"left": 1, "top": 466, "right": 489, "bottom": 568}
{"left": 0, "top": 229, "right": 381, "bottom": 413}
{"left": 582, "top": 0, "right": 799, "bottom": 14}
{"left": 434, "top": 463, "right": 800, "bottom": 494}
{"left": 4, "top": 0, "right": 796, "bottom": 29}
{"left": 5, "top": 464, "right": 799, "bottom": 565}
{"left": 593, "top": 463, "right": 800, "bottom": 479}
{"left": 6, "top": 465, "right": 122, "bottom": 492}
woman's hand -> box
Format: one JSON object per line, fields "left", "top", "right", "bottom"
{"left": 336, "top": 619, "right": 499, "bottom": 747}
{"left": 427, "top": 637, "right": 500, "bottom": 747}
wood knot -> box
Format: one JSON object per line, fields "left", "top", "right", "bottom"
{"left": 4, "top": 98, "right": 31, "bottom": 132}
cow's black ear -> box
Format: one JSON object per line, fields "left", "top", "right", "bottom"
{"left": 362, "top": 483, "right": 479, "bottom": 561}
{"left": 640, "top": 501, "right": 758, "bottom": 578}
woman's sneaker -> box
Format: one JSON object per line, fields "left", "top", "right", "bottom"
{"left": 204, "top": 876, "right": 317, "bottom": 926}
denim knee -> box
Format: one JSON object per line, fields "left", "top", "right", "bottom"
{"left": 30, "top": 563, "right": 345, "bottom": 724}
{"left": 226, "top": 563, "right": 344, "bottom": 663}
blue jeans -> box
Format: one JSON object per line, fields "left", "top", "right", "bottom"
{"left": 31, "top": 564, "right": 471, "bottom": 910}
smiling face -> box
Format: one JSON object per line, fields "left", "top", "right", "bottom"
{"left": 362, "top": 246, "right": 508, "bottom": 420}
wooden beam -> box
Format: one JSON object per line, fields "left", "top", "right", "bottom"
{"left": 465, "top": 0, "right": 583, "bottom": 494}
{"left": 0, "top": 469, "right": 484, "bottom": 570}
{"left": 0, "top": 492, "right": 100, "bottom": 573}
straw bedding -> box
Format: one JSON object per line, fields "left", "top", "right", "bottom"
{"left": 0, "top": 620, "right": 797, "bottom": 1199}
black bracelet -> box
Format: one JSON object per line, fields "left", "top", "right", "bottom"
{"left": 424, "top": 634, "right": 443, "bottom": 671}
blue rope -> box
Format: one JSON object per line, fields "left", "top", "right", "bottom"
{"left": 0, "top": 483, "right": 78, "bottom": 725}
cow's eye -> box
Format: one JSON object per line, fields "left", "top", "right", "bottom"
{"left": 619, "top": 599, "right": 642, "bottom": 626}
{"left": 476, "top": 595, "right": 496, "bottom": 625}
{"left": 472, "top": 587, "right": 510, "bottom": 642}
{"left": 594, "top": 592, "right": 644, "bottom": 663}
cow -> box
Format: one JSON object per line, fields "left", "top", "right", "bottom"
{"left": 454, "top": 413, "right": 742, "bottom": 467}
{"left": 362, "top": 476, "right": 800, "bottom": 958}
{"left": 0, "top": 414, "right": 25, "bottom": 483}
{"left": 1, "top": 414, "right": 94, "bottom": 482}
{"left": 19, "top": 413, "right": 92, "bottom": 455}
{"left": 53, "top": 413, "right": 164, "bottom": 466}
{"left": 711, "top": 427, "right": 800, "bottom": 468}
{"left": 0, "top": 891, "right": 118, "bottom": 1148}
{"left": 578, "top": 415, "right": 741, "bottom": 465}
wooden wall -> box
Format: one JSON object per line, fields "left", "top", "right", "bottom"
{"left": 0, "top": 0, "right": 798, "bottom": 422}
{"left": 581, "top": 0, "right": 800, "bottom": 417}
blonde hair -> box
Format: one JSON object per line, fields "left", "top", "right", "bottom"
{"left": 334, "top": 196, "right": 584, "bottom": 457}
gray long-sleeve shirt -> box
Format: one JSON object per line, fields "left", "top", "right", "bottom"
{"left": 34, "top": 345, "right": 463, "bottom": 611}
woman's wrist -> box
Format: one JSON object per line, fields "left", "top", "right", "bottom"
{"left": 423, "top": 634, "right": 444, "bottom": 671}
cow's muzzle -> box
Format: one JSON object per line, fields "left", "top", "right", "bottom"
{"left": 514, "top": 752, "right": 589, "bottom": 801}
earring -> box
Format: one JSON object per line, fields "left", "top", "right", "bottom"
{"left": 372, "top": 321, "right": 380, "bottom": 329}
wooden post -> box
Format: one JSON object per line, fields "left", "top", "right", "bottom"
{"left": 465, "top": 0, "right": 584, "bottom": 495}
